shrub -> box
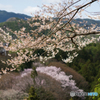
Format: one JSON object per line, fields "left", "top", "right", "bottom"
{"left": 27, "top": 86, "right": 39, "bottom": 100}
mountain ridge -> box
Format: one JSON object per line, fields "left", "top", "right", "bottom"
{"left": 0, "top": 10, "right": 31, "bottom": 23}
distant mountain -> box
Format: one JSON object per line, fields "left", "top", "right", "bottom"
{"left": 54, "top": 17, "right": 100, "bottom": 28}
{"left": 0, "top": 16, "right": 100, "bottom": 33}
{"left": 73, "top": 18, "right": 100, "bottom": 28}
{"left": 0, "top": 15, "right": 100, "bottom": 43}
{"left": 0, "top": 10, "right": 31, "bottom": 23}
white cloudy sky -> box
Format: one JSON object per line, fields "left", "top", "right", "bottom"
{"left": 0, "top": 0, "right": 100, "bottom": 18}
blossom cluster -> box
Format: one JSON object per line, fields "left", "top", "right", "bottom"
{"left": 19, "top": 64, "right": 83, "bottom": 95}
{"left": 36, "top": 66, "right": 83, "bottom": 92}
{"left": 0, "top": 0, "right": 99, "bottom": 73}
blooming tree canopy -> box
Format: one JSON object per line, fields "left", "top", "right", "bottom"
{"left": 36, "top": 66, "right": 83, "bottom": 92}
{"left": 0, "top": 0, "right": 100, "bottom": 73}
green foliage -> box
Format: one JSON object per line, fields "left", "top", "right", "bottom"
{"left": 69, "top": 97, "right": 73, "bottom": 100}
{"left": 79, "top": 59, "right": 96, "bottom": 82}
{"left": 0, "top": 19, "right": 32, "bottom": 32}
{"left": 16, "top": 61, "right": 33, "bottom": 71}
{"left": 27, "top": 86, "right": 39, "bottom": 100}
{"left": 27, "top": 86, "right": 56, "bottom": 100}
{"left": 31, "top": 66, "right": 38, "bottom": 83}
{"left": 33, "top": 49, "right": 47, "bottom": 57}
{"left": 92, "top": 78, "right": 100, "bottom": 100}
{"left": 55, "top": 49, "right": 68, "bottom": 61}
{"left": 66, "top": 42, "right": 100, "bottom": 93}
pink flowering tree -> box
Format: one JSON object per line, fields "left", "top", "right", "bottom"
{"left": 0, "top": 0, "right": 100, "bottom": 73}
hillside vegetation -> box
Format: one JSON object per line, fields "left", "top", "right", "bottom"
{"left": 0, "top": 18, "right": 31, "bottom": 32}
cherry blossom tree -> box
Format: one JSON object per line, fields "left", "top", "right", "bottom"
{"left": 0, "top": 0, "right": 99, "bottom": 73}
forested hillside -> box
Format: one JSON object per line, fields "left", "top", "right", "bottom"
{"left": 0, "top": 18, "right": 31, "bottom": 32}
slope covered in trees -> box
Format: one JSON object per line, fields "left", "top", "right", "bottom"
{"left": 0, "top": 18, "right": 31, "bottom": 32}
{"left": 66, "top": 42, "right": 100, "bottom": 99}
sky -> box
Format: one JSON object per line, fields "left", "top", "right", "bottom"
{"left": 0, "top": 0, "right": 100, "bottom": 19}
